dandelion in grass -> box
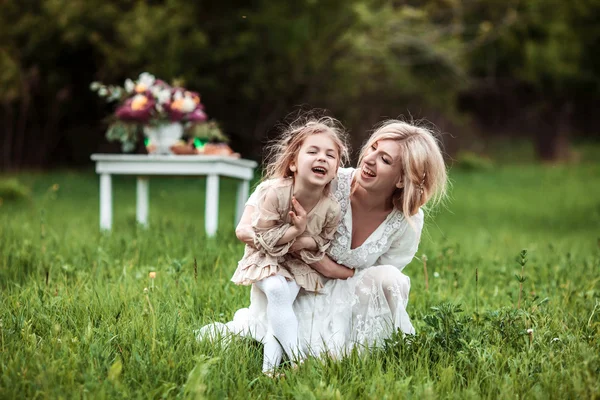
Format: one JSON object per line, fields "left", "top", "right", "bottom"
{"left": 149, "top": 271, "right": 156, "bottom": 290}
{"left": 527, "top": 328, "right": 534, "bottom": 346}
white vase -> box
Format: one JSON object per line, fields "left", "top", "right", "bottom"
{"left": 144, "top": 123, "right": 183, "bottom": 155}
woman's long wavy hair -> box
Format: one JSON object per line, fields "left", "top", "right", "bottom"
{"left": 262, "top": 115, "right": 349, "bottom": 193}
{"left": 356, "top": 120, "right": 448, "bottom": 224}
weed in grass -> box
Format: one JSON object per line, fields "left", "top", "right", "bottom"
{"left": 515, "top": 249, "right": 528, "bottom": 309}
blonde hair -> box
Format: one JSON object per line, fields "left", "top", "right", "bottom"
{"left": 263, "top": 116, "right": 349, "bottom": 189}
{"left": 357, "top": 120, "right": 447, "bottom": 222}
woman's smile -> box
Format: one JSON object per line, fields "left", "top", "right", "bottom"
{"left": 362, "top": 165, "right": 376, "bottom": 178}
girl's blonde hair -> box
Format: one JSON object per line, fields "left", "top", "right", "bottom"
{"left": 357, "top": 120, "right": 447, "bottom": 222}
{"left": 263, "top": 116, "right": 349, "bottom": 189}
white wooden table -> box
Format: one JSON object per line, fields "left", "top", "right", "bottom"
{"left": 91, "top": 154, "right": 258, "bottom": 236}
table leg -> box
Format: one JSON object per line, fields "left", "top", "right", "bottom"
{"left": 205, "top": 174, "right": 219, "bottom": 237}
{"left": 236, "top": 179, "right": 250, "bottom": 225}
{"left": 136, "top": 177, "right": 149, "bottom": 227}
{"left": 100, "top": 173, "right": 112, "bottom": 231}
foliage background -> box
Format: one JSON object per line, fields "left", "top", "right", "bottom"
{"left": 1, "top": 0, "right": 599, "bottom": 170}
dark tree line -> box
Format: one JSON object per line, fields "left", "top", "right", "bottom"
{"left": 1, "top": 0, "right": 598, "bottom": 170}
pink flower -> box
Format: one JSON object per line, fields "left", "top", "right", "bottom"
{"left": 188, "top": 108, "right": 208, "bottom": 122}
{"left": 166, "top": 106, "right": 185, "bottom": 122}
{"left": 115, "top": 95, "right": 155, "bottom": 123}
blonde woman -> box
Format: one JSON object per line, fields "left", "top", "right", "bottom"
{"left": 204, "top": 120, "right": 447, "bottom": 366}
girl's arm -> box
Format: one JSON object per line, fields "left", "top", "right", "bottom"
{"left": 235, "top": 205, "right": 256, "bottom": 246}
{"left": 235, "top": 199, "right": 305, "bottom": 246}
{"left": 310, "top": 255, "right": 355, "bottom": 279}
{"left": 290, "top": 236, "right": 318, "bottom": 252}
{"left": 274, "top": 197, "right": 307, "bottom": 245}
{"left": 250, "top": 188, "right": 303, "bottom": 256}
{"left": 292, "top": 200, "right": 339, "bottom": 263}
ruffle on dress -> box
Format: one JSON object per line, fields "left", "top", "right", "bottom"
{"left": 231, "top": 223, "right": 295, "bottom": 286}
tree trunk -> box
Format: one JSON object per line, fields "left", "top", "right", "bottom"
{"left": 2, "top": 102, "right": 14, "bottom": 171}
{"left": 14, "top": 76, "right": 31, "bottom": 170}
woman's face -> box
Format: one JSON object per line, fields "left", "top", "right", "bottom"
{"left": 356, "top": 139, "right": 403, "bottom": 195}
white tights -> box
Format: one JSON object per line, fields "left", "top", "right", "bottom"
{"left": 255, "top": 275, "right": 302, "bottom": 372}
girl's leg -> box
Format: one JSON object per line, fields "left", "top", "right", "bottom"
{"left": 286, "top": 279, "right": 301, "bottom": 303}
{"left": 262, "top": 330, "right": 283, "bottom": 373}
{"left": 255, "top": 275, "right": 302, "bottom": 371}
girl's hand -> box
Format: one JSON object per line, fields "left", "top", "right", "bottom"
{"left": 289, "top": 197, "right": 307, "bottom": 235}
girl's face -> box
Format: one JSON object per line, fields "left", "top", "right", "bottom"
{"left": 356, "top": 139, "right": 403, "bottom": 194}
{"left": 292, "top": 133, "right": 339, "bottom": 187}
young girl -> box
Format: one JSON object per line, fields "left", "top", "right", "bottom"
{"left": 230, "top": 117, "right": 348, "bottom": 374}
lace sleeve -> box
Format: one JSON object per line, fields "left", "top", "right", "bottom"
{"left": 297, "top": 201, "right": 341, "bottom": 264}
{"left": 252, "top": 185, "right": 294, "bottom": 257}
{"left": 376, "top": 209, "right": 424, "bottom": 271}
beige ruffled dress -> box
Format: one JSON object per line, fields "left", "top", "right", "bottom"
{"left": 231, "top": 178, "right": 341, "bottom": 292}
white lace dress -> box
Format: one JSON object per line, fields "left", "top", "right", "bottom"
{"left": 198, "top": 168, "right": 423, "bottom": 358}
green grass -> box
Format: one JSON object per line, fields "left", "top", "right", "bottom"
{"left": 1, "top": 162, "right": 599, "bottom": 399}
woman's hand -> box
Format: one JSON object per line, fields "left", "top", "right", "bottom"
{"left": 290, "top": 236, "right": 318, "bottom": 253}
{"left": 311, "top": 255, "right": 355, "bottom": 280}
{"left": 288, "top": 197, "right": 307, "bottom": 235}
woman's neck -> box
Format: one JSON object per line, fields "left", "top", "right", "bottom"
{"left": 351, "top": 181, "right": 394, "bottom": 212}
{"left": 293, "top": 180, "right": 324, "bottom": 211}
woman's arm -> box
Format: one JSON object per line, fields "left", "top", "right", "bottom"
{"left": 310, "top": 254, "right": 355, "bottom": 279}
{"left": 376, "top": 209, "right": 424, "bottom": 270}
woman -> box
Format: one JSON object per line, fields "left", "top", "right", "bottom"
{"left": 200, "top": 120, "right": 447, "bottom": 364}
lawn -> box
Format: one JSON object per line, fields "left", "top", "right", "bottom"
{"left": 1, "top": 160, "right": 599, "bottom": 399}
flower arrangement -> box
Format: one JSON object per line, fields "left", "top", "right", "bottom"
{"left": 91, "top": 72, "right": 214, "bottom": 152}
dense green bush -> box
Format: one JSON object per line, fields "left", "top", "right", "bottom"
{"left": 0, "top": 178, "right": 30, "bottom": 202}
{"left": 454, "top": 151, "right": 494, "bottom": 171}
